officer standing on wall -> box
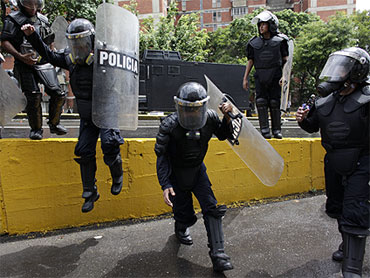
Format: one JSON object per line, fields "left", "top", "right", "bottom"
{"left": 155, "top": 82, "right": 234, "bottom": 272}
{"left": 21, "top": 19, "right": 125, "bottom": 213}
{"left": 296, "top": 47, "right": 370, "bottom": 278}
{"left": 0, "top": 0, "right": 67, "bottom": 139}
{"left": 243, "top": 10, "right": 289, "bottom": 139}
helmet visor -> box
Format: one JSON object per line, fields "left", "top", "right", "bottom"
{"left": 174, "top": 96, "right": 210, "bottom": 130}
{"left": 319, "top": 54, "right": 356, "bottom": 82}
{"left": 20, "top": 0, "right": 43, "bottom": 10}
{"left": 66, "top": 30, "right": 93, "bottom": 64}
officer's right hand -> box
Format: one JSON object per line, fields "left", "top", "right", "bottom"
{"left": 296, "top": 106, "right": 309, "bottom": 123}
{"left": 243, "top": 79, "right": 249, "bottom": 91}
{"left": 21, "top": 24, "right": 35, "bottom": 36}
{"left": 163, "top": 187, "right": 175, "bottom": 207}
{"left": 20, "top": 52, "right": 37, "bottom": 65}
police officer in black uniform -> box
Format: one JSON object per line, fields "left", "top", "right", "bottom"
{"left": 155, "top": 82, "right": 234, "bottom": 272}
{"left": 296, "top": 47, "right": 370, "bottom": 278}
{"left": 1, "top": 0, "right": 67, "bottom": 140}
{"left": 243, "top": 10, "right": 289, "bottom": 139}
{"left": 22, "top": 19, "right": 125, "bottom": 213}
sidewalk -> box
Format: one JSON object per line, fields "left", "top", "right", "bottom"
{"left": 0, "top": 195, "right": 369, "bottom": 278}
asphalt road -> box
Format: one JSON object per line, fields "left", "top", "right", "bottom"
{"left": 0, "top": 195, "right": 368, "bottom": 278}
{"left": 0, "top": 115, "right": 320, "bottom": 139}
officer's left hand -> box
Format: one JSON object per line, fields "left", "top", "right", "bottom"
{"left": 21, "top": 24, "right": 35, "bottom": 36}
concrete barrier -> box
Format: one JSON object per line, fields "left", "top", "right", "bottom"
{"left": 0, "top": 138, "right": 325, "bottom": 235}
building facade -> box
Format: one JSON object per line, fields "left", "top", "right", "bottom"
{"left": 117, "top": 0, "right": 357, "bottom": 31}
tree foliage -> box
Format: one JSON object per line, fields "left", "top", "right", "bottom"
{"left": 140, "top": 1, "right": 209, "bottom": 61}
{"left": 43, "top": 0, "right": 112, "bottom": 24}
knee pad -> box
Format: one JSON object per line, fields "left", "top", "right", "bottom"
{"left": 269, "top": 99, "right": 280, "bottom": 109}
{"left": 256, "top": 98, "right": 268, "bottom": 108}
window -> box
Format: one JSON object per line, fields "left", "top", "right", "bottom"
{"left": 181, "top": 0, "right": 186, "bottom": 10}
{"left": 213, "top": 11, "right": 222, "bottom": 22}
{"left": 212, "top": 0, "right": 221, "bottom": 8}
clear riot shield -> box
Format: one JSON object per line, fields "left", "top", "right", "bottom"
{"left": 280, "top": 39, "right": 294, "bottom": 112}
{"left": 92, "top": 3, "right": 139, "bottom": 130}
{"left": 51, "top": 16, "right": 68, "bottom": 51}
{"left": 0, "top": 67, "right": 27, "bottom": 126}
{"left": 205, "top": 75, "right": 284, "bottom": 187}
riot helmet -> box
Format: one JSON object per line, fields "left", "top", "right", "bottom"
{"left": 174, "top": 82, "right": 210, "bottom": 130}
{"left": 18, "top": 0, "right": 43, "bottom": 16}
{"left": 318, "top": 47, "right": 370, "bottom": 96}
{"left": 65, "top": 19, "right": 95, "bottom": 65}
{"left": 251, "top": 10, "right": 279, "bottom": 35}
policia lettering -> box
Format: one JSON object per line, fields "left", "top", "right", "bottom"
{"left": 98, "top": 49, "right": 138, "bottom": 75}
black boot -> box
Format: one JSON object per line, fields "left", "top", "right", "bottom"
{"left": 342, "top": 232, "right": 367, "bottom": 278}
{"left": 332, "top": 241, "right": 344, "bottom": 262}
{"left": 75, "top": 157, "right": 100, "bottom": 213}
{"left": 29, "top": 129, "right": 43, "bottom": 140}
{"left": 175, "top": 221, "right": 193, "bottom": 245}
{"left": 26, "top": 93, "right": 43, "bottom": 140}
{"left": 48, "top": 94, "right": 67, "bottom": 135}
{"left": 104, "top": 153, "right": 123, "bottom": 195}
{"left": 269, "top": 99, "right": 283, "bottom": 139}
{"left": 256, "top": 98, "right": 271, "bottom": 139}
{"left": 204, "top": 205, "right": 233, "bottom": 272}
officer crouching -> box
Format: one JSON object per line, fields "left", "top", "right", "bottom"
{"left": 155, "top": 82, "right": 234, "bottom": 272}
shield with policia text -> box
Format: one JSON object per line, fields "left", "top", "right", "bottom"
{"left": 51, "top": 15, "right": 69, "bottom": 51}
{"left": 92, "top": 3, "right": 139, "bottom": 130}
{"left": 280, "top": 39, "right": 294, "bottom": 112}
{"left": 0, "top": 67, "right": 27, "bottom": 127}
{"left": 206, "top": 75, "right": 284, "bottom": 187}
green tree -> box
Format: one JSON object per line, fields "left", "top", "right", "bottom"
{"left": 351, "top": 10, "right": 370, "bottom": 52}
{"left": 43, "top": 0, "right": 112, "bottom": 24}
{"left": 140, "top": 1, "right": 209, "bottom": 61}
{"left": 293, "top": 12, "right": 356, "bottom": 103}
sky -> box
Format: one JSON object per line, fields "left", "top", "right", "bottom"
{"left": 356, "top": 0, "right": 370, "bottom": 11}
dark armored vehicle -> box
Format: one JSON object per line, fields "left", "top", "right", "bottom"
{"left": 139, "top": 50, "right": 249, "bottom": 112}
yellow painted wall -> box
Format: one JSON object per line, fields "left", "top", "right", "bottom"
{"left": 0, "top": 138, "right": 325, "bottom": 235}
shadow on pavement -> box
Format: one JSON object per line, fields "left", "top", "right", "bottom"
{"left": 103, "top": 235, "right": 226, "bottom": 278}
{"left": 0, "top": 238, "right": 99, "bottom": 278}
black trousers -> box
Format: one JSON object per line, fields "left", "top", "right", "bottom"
{"left": 325, "top": 154, "right": 370, "bottom": 236}
{"left": 171, "top": 163, "right": 218, "bottom": 226}
{"left": 74, "top": 117, "right": 124, "bottom": 159}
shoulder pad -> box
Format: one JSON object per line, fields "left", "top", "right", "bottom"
{"left": 159, "top": 113, "right": 178, "bottom": 135}
{"left": 8, "top": 11, "right": 29, "bottom": 26}
{"left": 316, "top": 93, "right": 336, "bottom": 116}
{"left": 248, "top": 36, "right": 263, "bottom": 49}
{"left": 344, "top": 86, "right": 370, "bottom": 113}
{"left": 207, "top": 109, "right": 219, "bottom": 122}
{"left": 37, "top": 13, "right": 49, "bottom": 24}
{"left": 155, "top": 113, "right": 177, "bottom": 156}
{"left": 277, "top": 33, "right": 289, "bottom": 41}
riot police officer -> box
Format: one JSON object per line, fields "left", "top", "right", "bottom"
{"left": 243, "top": 10, "right": 289, "bottom": 139}
{"left": 0, "top": 0, "right": 67, "bottom": 139}
{"left": 296, "top": 47, "right": 370, "bottom": 278}
{"left": 155, "top": 82, "right": 234, "bottom": 272}
{"left": 21, "top": 19, "right": 125, "bottom": 213}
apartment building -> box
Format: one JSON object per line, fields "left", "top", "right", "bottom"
{"left": 117, "top": 0, "right": 357, "bottom": 31}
